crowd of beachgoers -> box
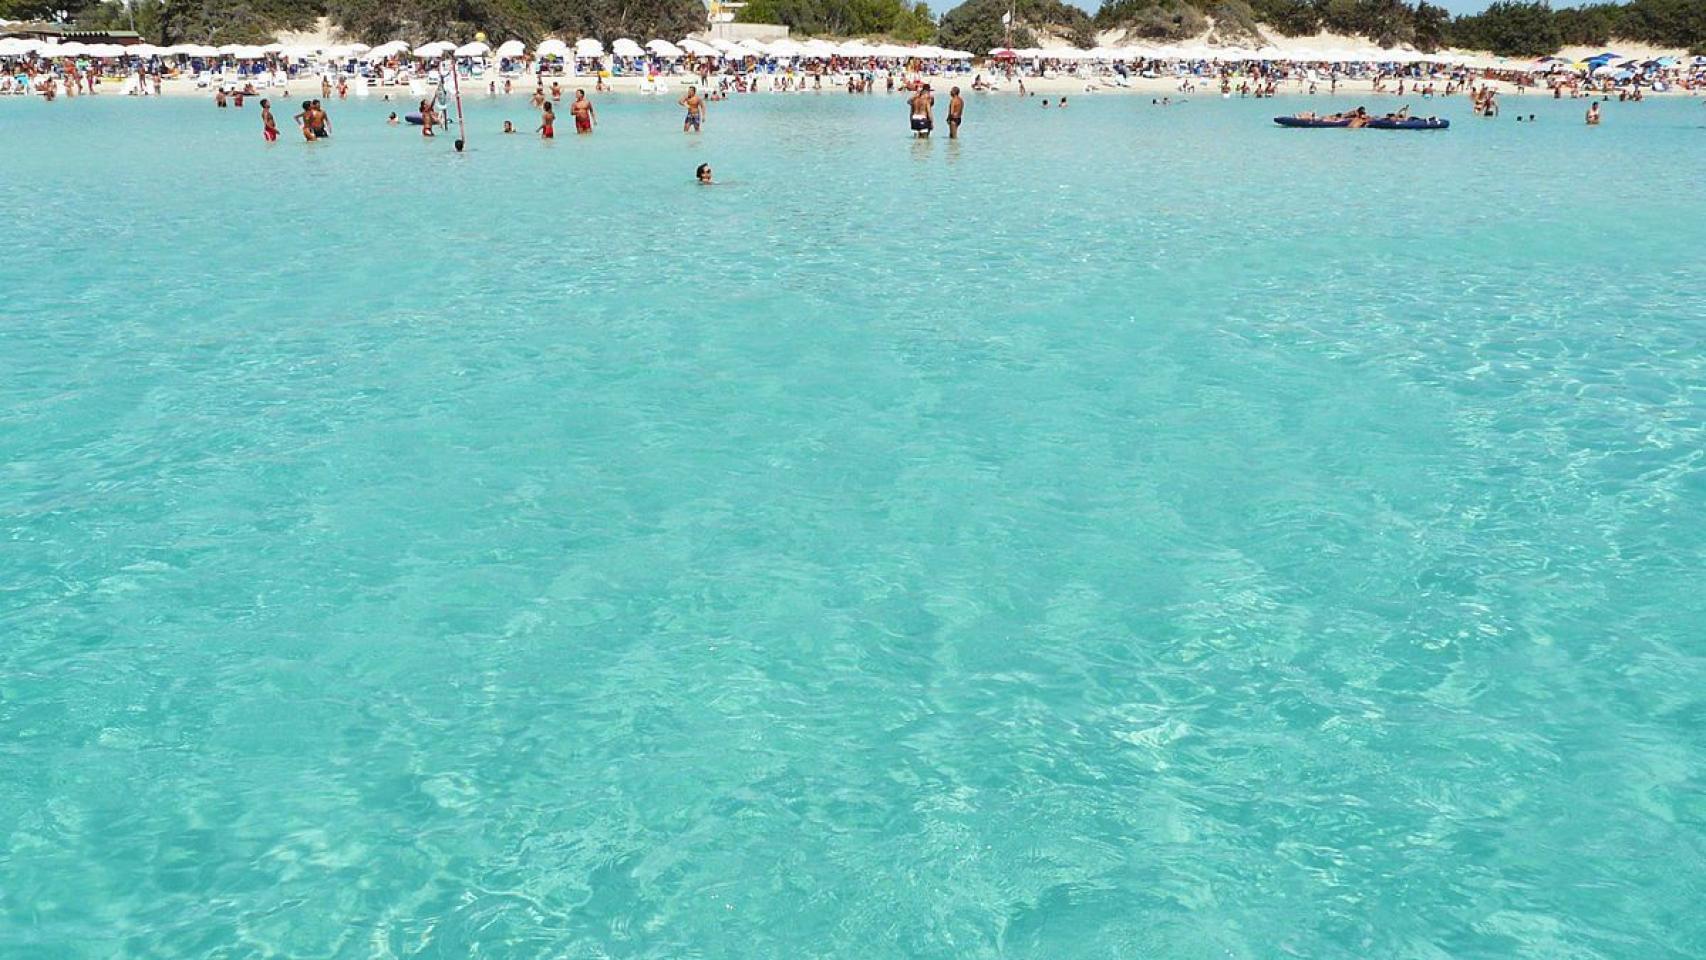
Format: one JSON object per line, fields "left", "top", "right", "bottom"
{"left": 4, "top": 32, "right": 1705, "bottom": 103}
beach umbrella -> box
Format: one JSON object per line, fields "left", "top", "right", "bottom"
{"left": 575, "top": 38, "right": 604, "bottom": 58}
{"left": 645, "top": 39, "right": 683, "bottom": 58}
{"left": 364, "top": 40, "right": 409, "bottom": 59}
{"left": 128, "top": 43, "right": 161, "bottom": 57}
{"left": 767, "top": 38, "right": 804, "bottom": 58}
{"left": 413, "top": 41, "right": 454, "bottom": 58}
{"left": 535, "top": 38, "right": 570, "bottom": 59}
{"left": 678, "top": 38, "right": 719, "bottom": 58}
{"left": 455, "top": 41, "right": 490, "bottom": 57}
{"left": 611, "top": 38, "right": 644, "bottom": 58}
{"left": 495, "top": 39, "right": 526, "bottom": 58}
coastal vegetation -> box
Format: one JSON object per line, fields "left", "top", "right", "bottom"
{"left": 735, "top": 0, "right": 938, "bottom": 43}
{"left": 29, "top": 0, "right": 1704, "bottom": 56}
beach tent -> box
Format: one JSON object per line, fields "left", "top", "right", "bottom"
{"left": 495, "top": 39, "right": 526, "bottom": 58}
{"left": 455, "top": 41, "right": 491, "bottom": 57}
{"left": 612, "top": 38, "right": 644, "bottom": 59}
{"left": 575, "top": 38, "right": 604, "bottom": 57}
{"left": 646, "top": 39, "right": 684, "bottom": 58}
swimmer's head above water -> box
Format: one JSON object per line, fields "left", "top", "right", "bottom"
{"left": 696, "top": 163, "right": 712, "bottom": 184}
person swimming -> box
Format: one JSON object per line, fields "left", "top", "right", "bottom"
{"left": 696, "top": 163, "right": 713, "bottom": 184}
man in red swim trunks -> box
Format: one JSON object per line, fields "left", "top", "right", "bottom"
{"left": 539, "top": 101, "right": 555, "bottom": 139}
{"left": 570, "top": 89, "right": 596, "bottom": 134}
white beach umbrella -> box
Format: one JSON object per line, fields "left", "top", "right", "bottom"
{"left": 646, "top": 39, "right": 683, "bottom": 58}
{"left": 535, "top": 38, "right": 570, "bottom": 58}
{"left": 455, "top": 41, "right": 491, "bottom": 57}
{"left": 414, "top": 40, "right": 454, "bottom": 58}
{"left": 611, "top": 38, "right": 643, "bottom": 58}
{"left": 679, "top": 38, "right": 719, "bottom": 58}
{"left": 495, "top": 39, "right": 526, "bottom": 58}
{"left": 767, "top": 38, "right": 804, "bottom": 58}
{"left": 801, "top": 38, "right": 835, "bottom": 57}
{"left": 575, "top": 38, "right": 604, "bottom": 57}
{"left": 128, "top": 43, "right": 161, "bottom": 57}
{"left": 364, "top": 40, "right": 409, "bottom": 59}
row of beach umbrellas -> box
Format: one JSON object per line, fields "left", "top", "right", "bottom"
{"left": 990, "top": 44, "right": 1475, "bottom": 64}
{"left": 0, "top": 35, "right": 973, "bottom": 61}
{"left": 10, "top": 35, "right": 1700, "bottom": 69}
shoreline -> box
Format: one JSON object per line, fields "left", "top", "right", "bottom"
{"left": 62, "top": 71, "right": 1704, "bottom": 100}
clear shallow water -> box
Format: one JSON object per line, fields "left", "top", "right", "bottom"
{"left": 2, "top": 90, "right": 1704, "bottom": 958}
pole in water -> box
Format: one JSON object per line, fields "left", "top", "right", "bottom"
{"left": 447, "top": 55, "right": 468, "bottom": 152}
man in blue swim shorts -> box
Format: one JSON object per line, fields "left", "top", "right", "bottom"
{"left": 680, "top": 86, "right": 705, "bottom": 133}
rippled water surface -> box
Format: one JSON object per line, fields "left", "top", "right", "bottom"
{"left": 3, "top": 90, "right": 1704, "bottom": 958}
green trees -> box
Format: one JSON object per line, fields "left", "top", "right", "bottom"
{"left": 936, "top": 0, "right": 1094, "bottom": 52}
{"left": 43, "top": 0, "right": 1706, "bottom": 57}
{"left": 1094, "top": 0, "right": 1208, "bottom": 41}
{"left": 736, "top": 0, "right": 935, "bottom": 41}
{"left": 1447, "top": 1, "right": 1560, "bottom": 56}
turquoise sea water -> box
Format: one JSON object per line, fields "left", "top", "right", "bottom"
{"left": 3, "top": 90, "right": 1704, "bottom": 958}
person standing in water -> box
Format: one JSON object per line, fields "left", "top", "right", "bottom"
{"left": 570, "top": 89, "right": 596, "bottom": 134}
{"left": 539, "top": 101, "right": 556, "bottom": 139}
{"left": 260, "top": 99, "right": 278, "bottom": 142}
{"left": 1586, "top": 101, "right": 1601, "bottom": 125}
{"left": 294, "top": 102, "right": 316, "bottom": 141}
{"left": 680, "top": 86, "right": 705, "bottom": 133}
{"left": 909, "top": 84, "right": 934, "bottom": 138}
{"left": 947, "top": 86, "right": 964, "bottom": 139}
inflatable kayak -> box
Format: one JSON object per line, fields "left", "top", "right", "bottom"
{"left": 1367, "top": 117, "right": 1449, "bottom": 130}
{"left": 1274, "top": 116, "right": 1351, "bottom": 128}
